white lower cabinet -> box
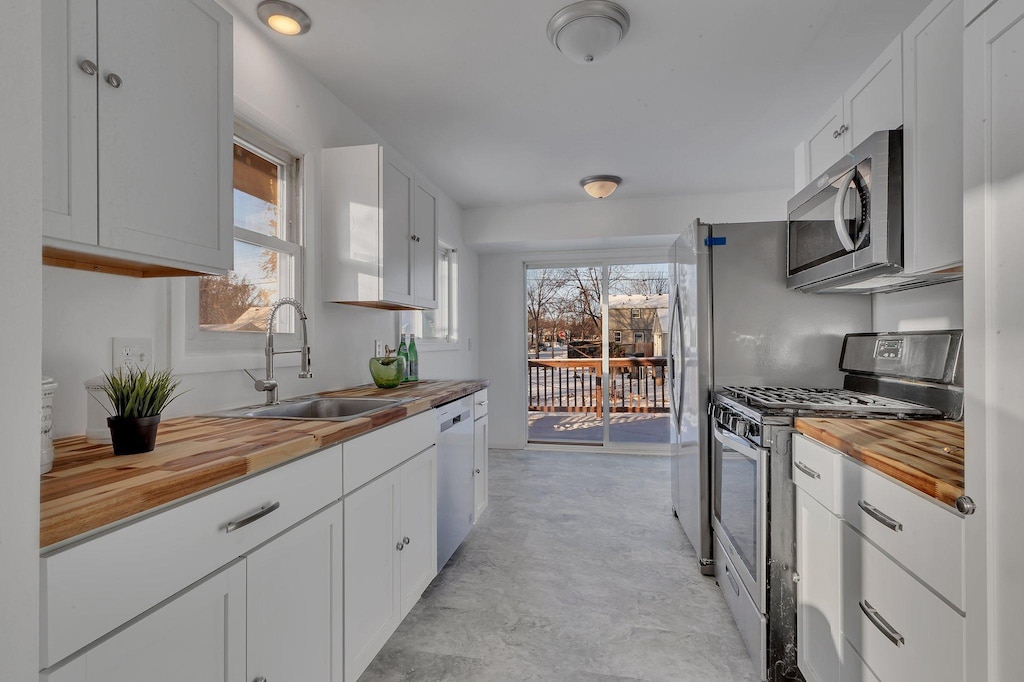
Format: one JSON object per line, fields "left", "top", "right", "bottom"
{"left": 795, "top": 488, "right": 842, "bottom": 682}
{"left": 345, "top": 446, "right": 438, "bottom": 681}
{"left": 246, "top": 501, "right": 344, "bottom": 682}
{"left": 841, "top": 524, "right": 965, "bottom": 682}
{"left": 793, "top": 434, "right": 967, "bottom": 682}
{"left": 42, "top": 561, "right": 247, "bottom": 682}
{"left": 473, "top": 412, "right": 489, "bottom": 522}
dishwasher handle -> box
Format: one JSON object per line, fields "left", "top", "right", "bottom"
{"left": 439, "top": 410, "right": 472, "bottom": 433}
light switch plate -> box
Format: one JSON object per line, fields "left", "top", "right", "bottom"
{"left": 374, "top": 339, "right": 385, "bottom": 357}
{"left": 112, "top": 337, "right": 153, "bottom": 372}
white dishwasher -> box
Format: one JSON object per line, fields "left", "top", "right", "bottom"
{"left": 436, "top": 396, "right": 475, "bottom": 571}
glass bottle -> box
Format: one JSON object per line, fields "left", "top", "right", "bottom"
{"left": 407, "top": 334, "right": 419, "bottom": 382}
{"left": 397, "top": 333, "right": 409, "bottom": 381}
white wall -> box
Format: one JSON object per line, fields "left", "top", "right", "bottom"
{"left": 871, "top": 280, "right": 964, "bottom": 332}
{"left": 42, "top": 7, "right": 478, "bottom": 438}
{"left": 463, "top": 189, "right": 790, "bottom": 252}
{"left": 0, "top": 2, "right": 42, "bottom": 678}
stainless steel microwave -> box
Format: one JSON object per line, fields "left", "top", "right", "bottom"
{"left": 787, "top": 130, "right": 903, "bottom": 292}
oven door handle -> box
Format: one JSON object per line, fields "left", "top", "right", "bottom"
{"left": 712, "top": 421, "right": 763, "bottom": 460}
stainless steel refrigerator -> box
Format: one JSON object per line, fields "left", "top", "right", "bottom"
{"left": 668, "top": 219, "right": 871, "bottom": 573}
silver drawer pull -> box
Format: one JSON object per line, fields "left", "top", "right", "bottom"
{"left": 794, "top": 461, "right": 821, "bottom": 480}
{"left": 477, "top": 400, "right": 488, "bottom": 406}
{"left": 724, "top": 564, "right": 740, "bottom": 597}
{"left": 857, "top": 499, "right": 903, "bottom": 532}
{"left": 225, "top": 501, "right": 280, "bottom": 533}
{"left": 859, "top": 599, "right": 905, "bottom": 647}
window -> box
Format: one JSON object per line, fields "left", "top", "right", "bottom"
{"left": 631, "top": 308, "right": 642, "bottom": 318}
{"left": 400, "top": 243, "right": 458, "bottom": 347}
{"left": 613, "top": 330, "right": 622, "bottom": 343}
{"left": 178, "top": 122, "right": 304, "bottom": 366}
{"left": 633, "top": 332, "right": 645, "bottom": 344}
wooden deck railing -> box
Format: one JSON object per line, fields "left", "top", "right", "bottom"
{"left": 527, "top": 358, "right": 669, "bottom": 414}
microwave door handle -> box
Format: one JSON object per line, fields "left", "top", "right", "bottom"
{"left": 833, "top": 168, "right": 858, "bottom": 253}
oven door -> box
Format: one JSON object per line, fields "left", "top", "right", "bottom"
{"left": 712, "top": 420, "right": 767, "bottom": 611}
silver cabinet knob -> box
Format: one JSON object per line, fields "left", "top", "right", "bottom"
{"left": 955, "top": 496, "right": 976, "bottom": 515}
{"left": 403, "top": 536, "right": 411, "bottom": 545}
{"left": 839, "top": 124, "right": 849, "bottom": 134}
{"left": 833, "top": 129, "right": 841, "bottom": 139}
{"left": 79, "top": 59, "right": 97, "bottom": 76}
{"left": 475, "top": 468, "right": 481, "bottom": 474}
{"left": 254, "top": 677, "right": 267, "bottom": 682}
{"left": 410, "top": 234, "right": 421, "bottom": 242}
{"left": 105, "top": 73, "right": 122, "bottom": 88}
{"left": 396, "top": 542, "right": 405, "bottom": 551}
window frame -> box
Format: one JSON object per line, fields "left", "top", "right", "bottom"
{"left": 173, "top": 121, "right": 305, "bottom": 374}
{"left": 399, "top": 241, "right": 460, "bottom": 351}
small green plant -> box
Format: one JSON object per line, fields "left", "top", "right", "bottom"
{"left": 97, "top": 366, "right": 186, "bottom": 419}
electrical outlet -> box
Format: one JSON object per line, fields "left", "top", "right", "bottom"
{"left": 112, "top": 337, "right": 153, "bottom": 372}
{"left": 374, "top": 339, "right": 384, "bottom": 357}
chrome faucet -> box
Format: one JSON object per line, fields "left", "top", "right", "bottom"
{"left": 244, "top": 297, "right": 312, "bottom": 405}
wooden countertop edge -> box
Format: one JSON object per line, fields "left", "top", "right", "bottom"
{"left": 793, "top": 418, "right": 965, "bottom": 508}
{"left": 41, "top": 379, "right": 489, "bottom": 549}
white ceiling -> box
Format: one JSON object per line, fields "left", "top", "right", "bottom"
{"left": 229, "top": 0, "right": 930, "bottom": 209}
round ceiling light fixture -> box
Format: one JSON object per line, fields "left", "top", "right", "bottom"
{"left": 257, "top": 0, "right": 312, "bottom": 36}
{"left": 580, "top": 175, "right": 622, "bottom": 199}
{"left": 547, "top": 1, "right": 630, "bottom": 65}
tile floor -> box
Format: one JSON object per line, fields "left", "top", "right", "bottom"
{"left": 361, "top": 449, "right": 759, "bottom": 681}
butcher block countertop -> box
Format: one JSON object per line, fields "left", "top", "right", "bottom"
{"left": 794, "top": 418, "right": 964, "bottom": 508}
{"left": 41, "top": 379, "right": 488, "bottom": 549}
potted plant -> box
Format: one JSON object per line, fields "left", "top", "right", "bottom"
{"left": 96, "top": 366, "right": 185, "bottom": 455}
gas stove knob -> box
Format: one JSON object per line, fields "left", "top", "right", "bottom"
{"left": 733, "top": 420, "right": 748, "bottom": 438}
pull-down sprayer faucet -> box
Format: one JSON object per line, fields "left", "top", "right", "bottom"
{"left": 245, "top": 297, "right": 312, "bottom": 405}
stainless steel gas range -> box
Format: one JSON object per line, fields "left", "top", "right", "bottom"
{"left": 709, "top": 330, "right": 963, "bottom": 681}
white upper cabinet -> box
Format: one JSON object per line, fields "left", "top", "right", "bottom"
{"left": 41, "top": 0, "right": 233, "bottom": 277}
{"left": 796, "top": 36, "right": 903, "bottom": 189}
{"left": 322, "top": 144, "right": 439, "bottom": 310}
{"left": 843, "top": 36, "right": 904, "bottom": 151}
{"left": 903, "top": 0, "right": 965, "bottom": 274}
{"left": 803, "top": 97, "right": 846, "bottom": 187}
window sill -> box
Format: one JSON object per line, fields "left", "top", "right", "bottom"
{"left": 412, "top": 340, "right": 464, "bottom": 353}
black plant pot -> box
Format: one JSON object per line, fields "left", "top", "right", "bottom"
{"left": 107, "top": 415, "right": 162, "bottom": 455}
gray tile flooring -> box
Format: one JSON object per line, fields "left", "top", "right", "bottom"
{"left": 360, "top": 449, "right": 759, "bottom": 682}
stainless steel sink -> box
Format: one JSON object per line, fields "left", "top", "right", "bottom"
{"left": 210, "top": 396, "right": 411, "bottom": 421}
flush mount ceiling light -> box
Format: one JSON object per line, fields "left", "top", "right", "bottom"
{"left": 257, "top": 0, "right": 312, "bottom": 36}
{"left": 547, "top": 1, "right": 630, "bottom": 64}
{"left": 580, "top": 175, "right": 622, "bottom": 199}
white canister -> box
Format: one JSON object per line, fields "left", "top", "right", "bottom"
{"left": 41, "top": 376, "right": 58, "bottom": 475}
{"left": 85, "top": 375, "right": 113, "bottom": 445}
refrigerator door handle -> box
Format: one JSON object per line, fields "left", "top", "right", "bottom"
{"left": 668, "top": 288, "right": 684, "bottom": 433}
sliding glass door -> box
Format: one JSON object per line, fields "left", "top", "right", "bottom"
{"left": 525, "top": 260, "right": 672, "bottom": 448}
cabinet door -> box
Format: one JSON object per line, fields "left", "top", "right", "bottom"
{"left": 42, "top": 0, "right": 97, "bottom": 244}
{"left": 399, "top": 447, "right": 438, "bottom": 617}
{"left": 903, "top": 0, "right": 965, "bottom": 274}
{"left": 42, "top": 561, "right": 245, "bottom": 682}
{"left": 965, "top": 1, "right": 1024, "bottom": 677}
{"left": 95, "top": 0, "right": 232, "bottom": 272}
{"left": 806, "top": 97, "right": 846, "bottom": 182}
{"left": 413, "top": 179, "right": 439, "bottom": 309}
{"left": 795, "top": 489, "right": 842, "bottom": 682}
{"left": 247, "top": 502, "right": 343, "bottom": 682}
{"left": 344, "top": 469, "right": 402, "bottom": 681}
{"left": 474, "top": 415, "right": 489, "bottom": 523}
{"left": 844, "top": 35, "right": 904, "bottom": 149}
{"left": 382, "top": 152, "right": 415, "bottom": 306}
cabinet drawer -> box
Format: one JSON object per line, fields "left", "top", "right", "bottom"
{"left": 841, "top": 524, "right": 964, "bottom": 682}
{"left": 473, "top": 389, "right": 489, "bottom": 420}
{"left": 40, "top": 444, "right": 343, "bottom": 668}
{"left": 840, "top": 456, "right": 964, "bottom": 608}
{"left": 344, "top": 411, "right": 435, "bottom": 494}
{"left": 792, "top": 434, "right": 841, "bottom": 512}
